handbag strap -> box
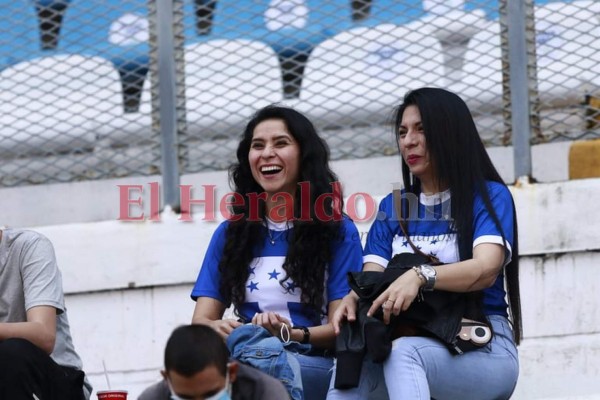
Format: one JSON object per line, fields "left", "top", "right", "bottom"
{"left": 393, "top": 189, "right": 441, "bottom": 265}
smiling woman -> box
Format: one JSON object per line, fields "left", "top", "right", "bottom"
{"left": 248, "top": 118, "right": 301, "bottom": 207}
{"left": 189, "top": 105, "right": 364, "bottom": 400}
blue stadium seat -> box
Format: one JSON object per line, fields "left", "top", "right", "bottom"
{"left": 0, "top": 0, "right": 44, "bottom": 71}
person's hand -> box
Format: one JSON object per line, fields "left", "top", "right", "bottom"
{"left": 251, "top": 312, "right": 291, "bottom": 338}
{"left": 367, "top": 269, "right": 423, "bottom": 325}
{"left": 205, "top": 319, "right": 243, "bottom": 339}
{"left": 331, "top": 291, "right": 359, "bottom": 335}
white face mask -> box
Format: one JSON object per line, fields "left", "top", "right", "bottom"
{"left": 168, "top": 371, "right": 232, "bottom": 400}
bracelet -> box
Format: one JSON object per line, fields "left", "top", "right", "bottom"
{"left": 279, "top": 324, "right": 291, "bottom": 344}
{"left": 295, "top": 326, "right": 310, "bottom": 344}
{"left": 412, "top": 266, "right": 426, "bottom": 285}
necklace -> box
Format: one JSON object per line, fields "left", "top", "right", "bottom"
{"left": 267, "top": 227, "right": 276, "bottom": 245}
{"left": 265, "top": 220, "right": 289, "bottom": 245}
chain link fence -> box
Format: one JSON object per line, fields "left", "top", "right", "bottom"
{"left": 1, "top": 0, "right": 600, "bottom": 187}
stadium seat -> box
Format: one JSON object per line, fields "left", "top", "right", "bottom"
{"left": 58, "top": 0, "right": 150, "bottom": 98}
{"left": 184, "top": 39, "right": 283, "bottom": 138}
{"left": 0, "top": 0, "right": 43, "bottom": 71}
{"left": 534, "top": 2, "right": 599, "bottom": 107}
{"left": 0, "top": 55, "right": 123, "bottom": 156}
{"left": 449, "top": 21, "right": 503, "bottom": 115}
{"left": 298, "top": 23, "right": 445, "bottom": 127}
{"left": 210, "top": 0, "right": 352, "bottom": 57}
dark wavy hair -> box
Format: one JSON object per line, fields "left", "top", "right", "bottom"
{"left": 393, "top": 88, "right": 522, "bottom": 344}
{"left": 218, "top": 105, "right": 343, "bottom": 322}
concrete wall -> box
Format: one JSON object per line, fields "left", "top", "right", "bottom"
{"left": 0, "top": 141, "right": 571, "bottom": 228}
{"left": 2, "top": 148, "right": 599, "bottom": 399}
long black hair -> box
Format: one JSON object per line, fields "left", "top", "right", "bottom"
{"left": 394, "top": 88, "right": 522, "bottom": 344}
{"left": 219, "top": 105, "right": 342, "bottom": 322}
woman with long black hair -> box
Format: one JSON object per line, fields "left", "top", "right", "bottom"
{"left": 329, "top": 88, "right": 522, "bottom": 400}
{"left": 191, "top": 105, "right": 363, "bottom": 400}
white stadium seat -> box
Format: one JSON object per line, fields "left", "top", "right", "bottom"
{"left": 0, "top": 55, "right": 123, "bottom": 156}
{"left": 299, "top": 23, "right": 445, "bottom": 126}
{"left": 534, "top": 2, "right": 599, "bottom": 106}
{"left": 184, "top": 39, "right": 283, "bottom": 138}
{"left": 449, "top": 21, "right": 503, "bottom": 115}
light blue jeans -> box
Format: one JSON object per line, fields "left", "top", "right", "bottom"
{"left": 327, "top": 315, "right": 519, "bottom": 400}
{"left": 227, "top": 324, "right": 334, "bottom": 400}
{"left": 292, "top": 352, "right": 334, "bottom": 400}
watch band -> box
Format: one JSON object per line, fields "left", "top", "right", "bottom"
{"left": 295, "top": 326, "right": 310, "bottom": 344}
{"left": 418, "top": 264, "right": 437, "bottom": 291}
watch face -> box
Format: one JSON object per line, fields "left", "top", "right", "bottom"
{"left": 421, "top": 265, "right": 436, "bottom": 278}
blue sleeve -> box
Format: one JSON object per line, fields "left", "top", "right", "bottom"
{"left": 473, "top": 182, "right": 515, "bottom": 263}
{"left": 190, "top": 221, "right": 229, "bottom": 302}
{"left": 326, "top": 217, "right": 364, "bottom": 302}
{"left": 363, "top": 193, "right": 396, "bottom": 268}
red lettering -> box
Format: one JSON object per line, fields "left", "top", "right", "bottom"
{"left": 247, "top": 192, "right": 268, "bottom": 221}
{"left": 117, "top": 184, "right": 145, "bottom": 221}
{"left": 315, "top": 182, "right": 343, "bottom": 222}
{"left": 179, "top": 185, "right": 216, "bottom": 221}
{"left": 148, "top": 181, "right": 161, "bottom": 221}
{"left": 268, "top": 192, "right": 294, "bottom": 221}
{"left": 219, "top": 192, "right": 245, "bottom": 221}
{"left": 346, "top": 192, "right": 376, "bottom": 222}
{"left": 298, "top": 181, "right": 311, "bottom": 222}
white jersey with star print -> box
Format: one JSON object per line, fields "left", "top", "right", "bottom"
{"left": 191, "top": 216, "right": 363, "bottom": 327}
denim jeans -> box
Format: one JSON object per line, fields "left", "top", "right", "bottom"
{"left": 227, "top": 324, "right": 335, "bottom": 400}
{"left": 327, "top": 315, "right": 519, "bottom": 400}
{"left": 227, "top": 324, "right": 303, "bottom": 400}
{"left": 291, "top": 351, "right": 334, "bottom": 400}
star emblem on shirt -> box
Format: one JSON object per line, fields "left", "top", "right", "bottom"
{"left": 402, "top": 239, "right": 409, "bottom": 247}
{"left": 430, "top": 239, "right": 439, "bottom": 245}
{"left": 247, "top": 281, "right": 259, "bottom": 292}
{"left": 248, "top": 266, "right": 256, "bottom": 276}
{"left": 268, "top": 269, "right": 281, "bottom": 280}
{"left": 285, "top": 282, "right": 297, "bottom": 293}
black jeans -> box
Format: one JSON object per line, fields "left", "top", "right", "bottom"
{"left": 0, "top": 338, "right": 85, "bottom": 400}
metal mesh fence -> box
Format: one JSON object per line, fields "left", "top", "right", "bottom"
{"left": 0, "top": 0, "right": 157, "bottom": 186}
{"left": 1, "top": 0, "right": 600, "bottom": 187}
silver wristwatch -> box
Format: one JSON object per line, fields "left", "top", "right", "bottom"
{"left": 417, "top": 265, "right": 437, "bottom": 291}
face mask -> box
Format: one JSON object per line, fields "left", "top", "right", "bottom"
{"left": 168, "top": 371, "right": 232, "bottom": 400}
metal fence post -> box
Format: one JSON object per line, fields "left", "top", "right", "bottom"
{"left": 506, "top": 0, "right": 533, "bottom": 180}
{"left": 155, "top": 0, "right": 181, "bottom": 210}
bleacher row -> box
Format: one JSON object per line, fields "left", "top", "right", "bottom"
{"left": 1, "top": 0, "right": 600, "bottom": 158}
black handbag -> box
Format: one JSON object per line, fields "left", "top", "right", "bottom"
{"left": 348, "top": 252, "right": 469, "bottom": 355}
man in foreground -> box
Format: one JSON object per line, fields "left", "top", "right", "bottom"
{"left": 138, "top": 324, "right": 290, "bottom": 400}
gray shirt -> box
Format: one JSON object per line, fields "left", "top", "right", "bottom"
{"left": 0, "top": 228, "right": 91, "bottom": 398}
{"left": 138, "top": 363, "right": 290, "bottom": 400}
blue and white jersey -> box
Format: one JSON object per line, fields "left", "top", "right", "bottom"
{"left": 191, "top": 216, "right": 363, "bottom": 327}
{"left": 363, "top": 181, "right": 514, "bottom": 316}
